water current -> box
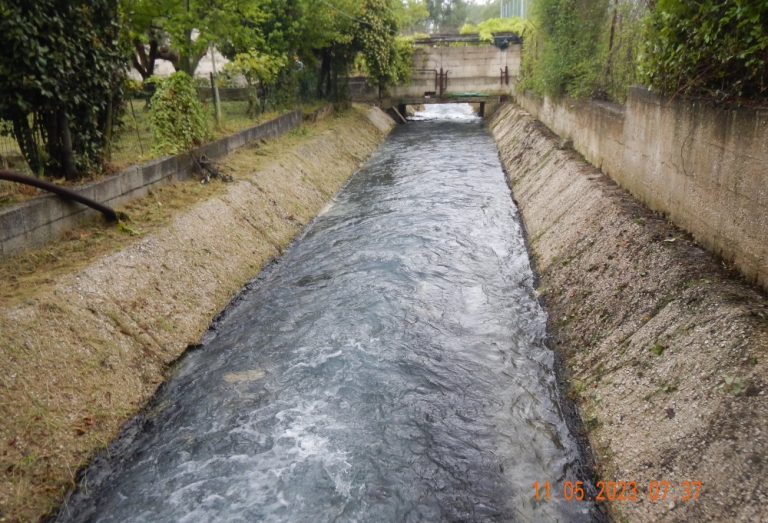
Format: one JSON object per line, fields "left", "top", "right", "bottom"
{"left": 59, "top": 104, "right": 602, "bottom": 522}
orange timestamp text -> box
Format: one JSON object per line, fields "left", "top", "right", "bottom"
{"left": 534, "top": 480, "right": 701, "bottom": 502}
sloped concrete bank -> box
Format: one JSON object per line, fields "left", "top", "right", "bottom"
{"left": 491, "top": 103, "right": 768, "bottom": 522}
{"left": 0, "top": 107, "right": 395, "bottom": 522}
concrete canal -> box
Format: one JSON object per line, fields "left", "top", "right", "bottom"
{"left": 58, "top": 105, "right": 603, "bottom": 522}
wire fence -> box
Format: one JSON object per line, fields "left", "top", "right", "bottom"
{"left": 0, "top": 89, "right": 278, "bottom": 205}
{"left": 1, "top": 88, "right": 269, "bottom": 175}
{"left": 0, "top": 122, "right": 28, "bottom": 173}
{"left": 110, "top": 90, "right": 263, "bottom": 169}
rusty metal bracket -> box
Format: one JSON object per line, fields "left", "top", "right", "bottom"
{"left": 0, "top": 170, "right": 120, "bottom": 222}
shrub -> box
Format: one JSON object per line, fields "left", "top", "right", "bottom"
{"left": 639, "top": 0, "right": 768, "bottom": 102}
{"left": 148, "top": 72, "right": 212, "bottom": 155}
{"left": 460, "top": 17, "right": 530, "bottom": 42}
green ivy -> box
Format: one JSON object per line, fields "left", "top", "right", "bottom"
{"left": 639, "top": 0, "right": 768, "bottom": 102}
{"left": 357, "top": 0, "right": 407, "bottom": 88}
{"left": 460, "top": 17, "right": 531, "bottom": 42}
{"left": 518, "top": 0, "right": 649, "bottom": 103}
{"left": 0, "top": 0, "right": 126, "bottom": 179}
{"left": 148, "top": 72, "right": 212, "bottom": 156}
{"left": 519, "top": 0, "right": 610, "bottom": 99}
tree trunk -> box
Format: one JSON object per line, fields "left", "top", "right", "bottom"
{"left": 104, "top": 95, "right": 114, "bottom": 160}
{"left": 57, "top": 110, "right": 79, "bottom": 180}
{"left": 132, "top": 39, "right": 159, "bottom": 81}
{"left": 12, "top": 115, "right": 41, "bottom": 176}
{"left": 45, "top": 111, "right": 59, "bottom": 169}
{"left": 317, "top": 52, "right": 331, "bottom": 99}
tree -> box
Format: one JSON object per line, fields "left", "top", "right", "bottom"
{"left": 519, "top": 0, "right": 609, "bottom": 99}
{"left": 123, "top": 0, "right": 179, "bottom": 80}
{"left": 123, "top": 0, "right": 271, "bottom": 79}
{"left": 224, "top": 51, "right": 288, "bottom": 113}
{"left": 0, "top": 0, "right": 125, "bottom": 179}
{"left": 298, "top": 0, "right": 362, "bottom": 99}
{"left": 394, "top": 0, "right": 430, "bottom": 34}
{"left": 426, "top": 0, "right": 468, "bottom": 32}
{"left": 356, "top": 0, "right": 400, "bottom": 89}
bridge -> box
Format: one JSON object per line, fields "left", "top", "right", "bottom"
{"left": 349, "top": 34, "right": 522, "bottom": 121}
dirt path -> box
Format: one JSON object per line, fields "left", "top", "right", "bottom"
{"left": 0, "top": 106, "right": 394, "bottom": 522}
{"left": 492, "top": 103, "right": 768, "bottom": 522}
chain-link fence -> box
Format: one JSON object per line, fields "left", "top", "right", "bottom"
{"left": 0, "top": 121, "right": 28, "bottom": 172}
{"left": 2, "top": 89, "right": 278, "bottom": 176}
{"left": 111, "top": 92, "right": 266, "bottom": 168}
{"left": 0, "top": 89, "right": 280, "bottom": 205}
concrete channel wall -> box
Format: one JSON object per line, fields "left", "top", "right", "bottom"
{"left": 349, "top": 45, "right": 522, "bottom": 101}
{"left": 393, "top": 44, "right": 521, "bottom": 98}
{"left": 491, "top": 102, "right": 768, "bottom": 523}
{"left": 0, "top": 110, "right": 303, "bottom": 259}
{"left": 515, "top": 86, "right": 768, "bottom": 290}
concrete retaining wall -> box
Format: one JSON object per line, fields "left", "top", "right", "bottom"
{"left": 349, "top": 45, "right": 521, "bottom": 101}
{"left": 0, "top": 110, "right": 302, "bottom": 258}
{"left": 392, "top": 44, "right": 520, "bottom": 98}
{"left": 514, "top": 86, "right": 768, "bottom": 290}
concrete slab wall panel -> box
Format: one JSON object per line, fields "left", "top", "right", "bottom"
{"left": 515, "top": 86, "right": 768, "bottom": 290}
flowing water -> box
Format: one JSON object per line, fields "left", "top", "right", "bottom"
{"left": 59, "top": 105, "right": 602, "bottom": 522}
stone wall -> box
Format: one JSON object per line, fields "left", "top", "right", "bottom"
{"left": 515, "top": 86, "right": 768, "bottom": 290}
{"left": 0, "top": 110, "right": 302, "bottom": 258}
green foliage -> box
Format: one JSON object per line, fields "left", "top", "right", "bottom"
{"left": 639, "top": 0, "right": 768, "bottom": 102}
{"left": 598, "top": 0, "right": 644, "bottom": 103}
{"left": 227, "top": 52, "right": 287, "bottom": 87}
{"left": 720, "top": 375, "right": 745, "bottom": 395}
{"left": 148, "top": 72, "right": 212, "bottom": 155}
{"left": 393, "top": 36, "right": 416, "bottom": 85}
{"left": 225, "top": 51, "right": 288, "bottom": 114}
{"left": 394, "top": 0, "right": 430, "bottom": 34}
{"left": 519, "top": 0, "right": 646, "bottom": 102}
{"left": 427, "top": 0, "right": 469, "bottom": 32}
{"left": 356, "top": 0, "right": 401, "bottom": 87}
{"left": 0, "top": 0, "right": 126, "bottom": 179}
{"left": 124, "top": 0, "right": 292, "bottom": 78}
{"left": 519, "top": 0, "right": 610, "bottom": 99}
{"left": 460, "top": 17, "right": 530, "bottom": 42}
{"left": 359, "top": 35, "right": 415, "bottom": 87}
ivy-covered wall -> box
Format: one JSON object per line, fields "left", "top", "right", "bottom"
{"left": 519, "top": 0, "right": 768, "bottom": 105}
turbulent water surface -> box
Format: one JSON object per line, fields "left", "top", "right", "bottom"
{"left": 60, "top": 105, "right": 601, "bottom": 522}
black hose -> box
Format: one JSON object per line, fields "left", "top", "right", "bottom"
{"left": 0, "top": 170, "right": 119, "bottom": 222}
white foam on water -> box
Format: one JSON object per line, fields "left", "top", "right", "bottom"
{"left": 409, "top": 103, "right": 480, "bottom": 121}
{"left": 288, "top": 348, "right": 343, "bottom": 371}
